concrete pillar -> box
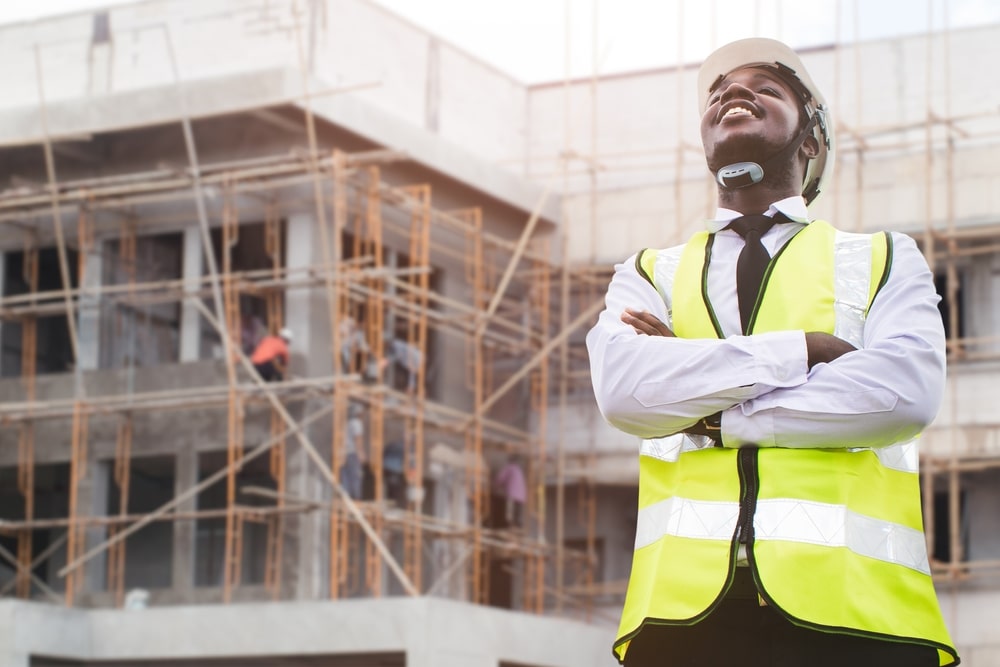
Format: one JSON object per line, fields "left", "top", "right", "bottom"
{"left": 76, "top": 245, "right": 103, "bottom": 370}
{"left": 428, "top": 459, "right": 467, "bottom": 599}
{"left": 285, "top": 212, "right": 333, "bottom": 378}
{"left": 77, "top": 459, "right": 110, "bottom": 594}
{"left": 987, "top": 253, "right": 1000, "bottom": 358}
{"left": 171, "top": 444, "right": 197, "bottom": 594}
{"left": 284, "top": 412, "right": 330, "bottom": 601}
{"left": 179, "top": 227, "right": 202, "bottom": 362}
{"left": 283, "top": 213, "right": 339, "bottom": 599}
{"left": 270, "top": 213, "right": 333, "bottom": 600}
{"left": 425, "top": 38, "right": 441, "bottom": 133}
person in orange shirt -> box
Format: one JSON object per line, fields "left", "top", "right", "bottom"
{"left": 250, "top": 327, "right": 292, "bottom": 381}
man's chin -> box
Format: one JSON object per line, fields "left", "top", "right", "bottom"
{"left": 706, "top": 134, "right": 780, "bottom": 170}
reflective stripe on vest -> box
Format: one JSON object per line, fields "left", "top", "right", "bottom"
{"left": 616, "top": 222, "right": 957, "bottom": 666}
{"left": 636, "top": 496, "right": 930, "bottom": 574}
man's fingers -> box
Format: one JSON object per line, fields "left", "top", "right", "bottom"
{"left": 621, "top": 310, "right": 651, "bottom": 334}
{"left": 621, "top": 309, "right": 676, "bottom": 337}
{"left": 805, "top": 332, "right": 857, "bottom": 368}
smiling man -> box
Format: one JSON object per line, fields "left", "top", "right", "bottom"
{"left": 587, "top": 38, "right": 959, "bottom": 666}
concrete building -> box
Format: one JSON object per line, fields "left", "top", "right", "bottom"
{"left": 0, "top": 0, "right": 997, "bottom": 665}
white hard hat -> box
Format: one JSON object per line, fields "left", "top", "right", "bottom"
{"left": 279, "top": 327, "right": 293, "bottom": 341}
{"left": 697, "top": 38, "right": 834, "bottom": 204}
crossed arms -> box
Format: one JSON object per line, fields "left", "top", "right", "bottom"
{"left": 585, "top": 234, "right": 946, "bottom": 449}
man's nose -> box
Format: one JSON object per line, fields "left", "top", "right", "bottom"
{"left": 718, "top": 81, "right": 754, "bottom": 104}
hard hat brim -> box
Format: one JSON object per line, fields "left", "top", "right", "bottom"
{"left": 697, "top": 38, "right": 825, "bottom": 112}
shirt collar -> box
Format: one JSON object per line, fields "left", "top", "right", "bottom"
{"left": 705, "top": 195, "right": 812, "bottom": 233}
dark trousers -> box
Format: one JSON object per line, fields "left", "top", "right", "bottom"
{"left": 254, "top": 360, "right": 282, "bottom": 382}
{"left": 623, "top": 569, "right": 940, "bottom": 667}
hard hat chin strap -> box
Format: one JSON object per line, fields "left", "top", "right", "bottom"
{"left": 713, "top": 113, "right": 819, "bottom": 191}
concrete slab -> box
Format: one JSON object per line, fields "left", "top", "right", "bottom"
{"left": 1, "top": 597, "right": 618, "bottom": 667}
{"left": 0, "top": 65, "right": 559, "bottom": 227}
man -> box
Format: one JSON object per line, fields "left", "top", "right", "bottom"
{"left": 339, "top": 402, "right": 367, "bottom": 500}
{"left": 586, "top": 38, "right": 959, "bottom": 666}
{"left": 493, "top": 454, "right": 526, "bottom": 528}
{"left": 339, "top": 315, "right": 370, "bottom": 374}
{"left": 386, "top": 334, "right": 424, "bottom": 393}
{"left": 251, "top": 327, "right": 292, "bottom": 382}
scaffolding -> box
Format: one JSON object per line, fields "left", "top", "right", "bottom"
{"left": 0, "top": 128, "right": 604, "bottom": 609}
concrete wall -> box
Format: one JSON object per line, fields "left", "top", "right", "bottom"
{"left": 925, "top": 364, "right": 1000, "bottom": 459}
{"left": 1, "top": 597, "right": 618, "bottom": 667}
{"left": 0, "top": 0, "right": 527, "bottom": 169}
{"left": 941, "top": 586, "right": 1000, "bottom": 666}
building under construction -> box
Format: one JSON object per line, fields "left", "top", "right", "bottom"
{"left": 0, "top": 1, "right": 998, "bottom": 665}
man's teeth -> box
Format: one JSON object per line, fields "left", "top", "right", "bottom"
{"left": 724, "top": 107, "right": 754, "bottom": 118}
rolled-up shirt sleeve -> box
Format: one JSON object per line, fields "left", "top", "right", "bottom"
{"left": 586, "top": 254, "right": 809, "bottom": 440}
{"left": 721, "top": 233, "right": 946, "bottom": 449}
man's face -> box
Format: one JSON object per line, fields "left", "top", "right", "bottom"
{"left": 700, "top": 66, "right": 805, "bottom": 169}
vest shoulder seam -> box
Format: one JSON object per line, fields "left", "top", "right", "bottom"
{"left": 872, "top": 231, "right": 894, "bottom": 306}
{"left": 635, "top": 248, "right": 655, "bottom": 286}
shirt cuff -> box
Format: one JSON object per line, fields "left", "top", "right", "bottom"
{"left": 721, "top": 330, "right": 808, "bottom": 447}
{"left": 749, "top": 330, "right": 809, "bottom": 389}
{"left": 721, "top": 405, "right": 776, "bottom": 447}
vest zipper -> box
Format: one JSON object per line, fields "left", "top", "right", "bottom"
{"left": 736, "top": 447, "right": 758, "bottom": 546}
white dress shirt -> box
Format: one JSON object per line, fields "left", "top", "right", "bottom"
{"left": 586, "top": 196, "right": 947, "bottom": 448}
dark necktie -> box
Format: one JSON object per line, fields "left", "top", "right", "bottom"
{"left": 727, "top": 214, "right": 780, "bottom": 334}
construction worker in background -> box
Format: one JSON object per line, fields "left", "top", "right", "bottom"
{"left": 251, "top": 327, "right": 292, "bottom": 382}
{"left": 339, "top": 402, "right": 367, "bottom": 500}
{"left": 386, "top": 331, "right": 424, "bottom": 393}
{"left": 382, "top": 440, "right": 406, "bottom": 507}
{"left": 339, "top": 315, "right": 370, "bottom": 374}
{"left": 587, "top": 38, "right": 958, "bottom": 666}
{"left": 493, "top": 454, "right": 526, "bottom": 528}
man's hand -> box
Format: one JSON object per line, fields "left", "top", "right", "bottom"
{"left": 621, "top": 308, "right": 676, "bottom": 337}
{"left": 805, "top": 332, "right": 856, "bottom": 369}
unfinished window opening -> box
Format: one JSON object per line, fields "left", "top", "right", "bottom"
{"left": 102, "top": 232, "right": 183, "bottom": 369}
{"left": 386, "top": 243, "right": 440, "bottom": 398}
{"left": 957, "top": 467, "right": 1000, "bottom": 566}
{"left": 91, "top": 11, "right": 111, "bottom": 45}
{"left": 562, "top": 536, "right": 605, "bottom": 593}
{"left": 1, "top": 247, "right": 79, "bottom": 378}
{"left": 337, "top": 229, "right": 440, "bottom": 396}
{"left": 105, "top": 455, "right": 175, "bottom": 590}
{"left": 203, "top": 221, "right": 286, "bottom": 360}
{"left": 194, "top": 451, "right": 278, "bottom": 588}
{"left": 0, "top": 462, "right": 70, "bottom": 596}
{"left": 925, "top": 478, "right": 969, "bottom": 567}
{"left": 934, "top": 271, "right": 965, "bottom": 356}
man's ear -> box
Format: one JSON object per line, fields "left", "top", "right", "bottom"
{"left": 801, "top": 135, "right": 820, "bottom": 159}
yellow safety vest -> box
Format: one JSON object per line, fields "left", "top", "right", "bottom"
{"left": 614, "top": 221, "right": 958, "bottom": 666}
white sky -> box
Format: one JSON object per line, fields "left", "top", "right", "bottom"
{"left": 1, "top": 0, "right": 999, "bottom": 83}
